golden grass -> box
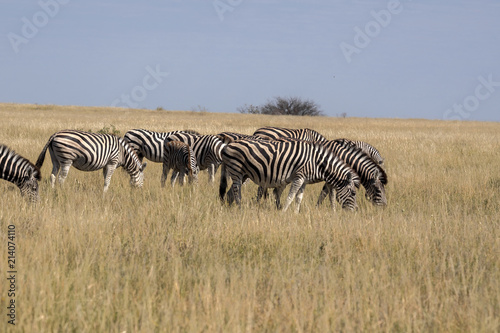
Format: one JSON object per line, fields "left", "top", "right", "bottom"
{"left": 0, "top": 103, "right": 499, "bottom": 332}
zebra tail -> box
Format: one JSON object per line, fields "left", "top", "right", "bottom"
{"left": 35, "top": 133, "right": 56, "bottom": 169}
{"left": 219, "top": 163, "right": 228, "bottom": 202}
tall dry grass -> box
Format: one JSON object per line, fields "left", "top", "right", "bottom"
{"left": 0, "top": 103, "right": 499, "bottom": 332}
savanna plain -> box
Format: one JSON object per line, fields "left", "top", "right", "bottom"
{"left": 0, "top": 103, "right": 499, "bottom": 332}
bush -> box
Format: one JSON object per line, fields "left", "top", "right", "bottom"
{"left": 238, "top": 96, "right": 324, "bottom": 116}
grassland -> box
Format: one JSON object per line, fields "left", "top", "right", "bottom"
{"left": 0, "top": 103, "right": 499, "bottom": 332}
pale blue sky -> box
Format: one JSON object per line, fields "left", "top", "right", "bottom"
{"left": 1, "top": 0, "right": 499, "bottom": 121}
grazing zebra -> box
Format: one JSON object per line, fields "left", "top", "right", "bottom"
{"left": 220, "top": 139, "right": 359, "bottom": 212}
{"left": 123, "top": 128, "right": 200, "bottom": 163}
{"left": 253, "top": 126, "right": 327, "bottom": 142}
{"left": 0, "top": 144, "right": 41, "bottom": 202}
{"left": 165, "top": 133, "right": 225, "bottom": 183}
{"left": 334, "top": 138, "right": 384, "bottom": 166}
{"left": 318, "top": 140, "right": 388, "bottom": 207}
{"left": 36, "top": 130, "right": 147, "bottom": 192}
{"left": 161, "top": 140, "right": 199, "bottom": 187}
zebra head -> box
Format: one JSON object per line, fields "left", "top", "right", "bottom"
{"left": 19, "top": 166, "right": 41, "bottom": 203}
{"left": 335, "top": 171, "right": 359, "bottom": 211}
{"left": 190, "top": 165, "right": 200, "bottom": 183}
{"left": 364, "top": 169, "right": 387, "bottom": 206}
{"left": 129, "top": 162, "right": 147, "bottom": 188}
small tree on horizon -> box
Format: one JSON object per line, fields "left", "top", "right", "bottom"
{"left": 238, "top": 96, "right": 324, "bottom": 116}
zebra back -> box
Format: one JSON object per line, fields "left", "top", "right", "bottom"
{"left": 123, "top": 129, "right": 199, "bottom": 163}
{"left": 216, "top": 132, "right": 267, "bottom": 145}
{"left": 334, "top": 138, "right": 384, "bottom": 166}
{"left": 1, "top": 144, "right": 41, "bottom": 202}
{"left": 166, "top": 133, "right": 225, "bottom": 170}
{"left": 253, "top": 126, "right": 327, "bottom": 142}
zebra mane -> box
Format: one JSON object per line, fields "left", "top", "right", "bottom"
{"left": 118, "top": 138, "right": 142, "bottom": 164}
{"left": 0, "top": 144, "right": 41, "bottom": 181}
{"left": 337, "top": 142, "right": 388, "bottom": 185}
{"left": 182, "top": 129, "right": 201, "bottom": 135}
{"left": 377, "top": 163, "right": 388, "bottom": 185}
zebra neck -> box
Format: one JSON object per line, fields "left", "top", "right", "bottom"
{"left": 120, "top": 144, "right": 140, "bottom": 176}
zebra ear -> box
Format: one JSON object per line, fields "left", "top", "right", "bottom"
{"left": 373, "top": 168, "right": 380, "bottom": 180}
{"left": 141, "top": 162, "right": 147, "bottom": 171}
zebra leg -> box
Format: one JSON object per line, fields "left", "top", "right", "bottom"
{"left": 282, "top": 179, "right": 305, "bottom": 212}
{"left": 273, "top": 187, "right": 285, "bottom": 210}
{"left": 230, "top": 177, "right": 242, "bottom": 207}
{"left": 102, "top": 164, "right": 117, "bottom": 192}
{"left": 161, "top": 164, "right": 170, "bottom": 188}
{"left": 48, "top": 148, "right": 60, "bottom": 188}
{"left": 170, "top": 170, "right": 179, "bottom": 187}
{"left": 57, "top": 162, "right": 72, "bottom": 187}
{"left": 294, "top": 183, "right": 307, "bottom": 213}
{"left": 219, "top": 163, "right": 227, "bottom": 202}
{"left": 208, "top": 164, "right": 215, "bottom": 183}
{"left": 178, "top": 170, "right": 186, "bottom": 186}
{"left": 317, "top": 183, "right": 336, "bottom": 210}
{"left": 317, "top": 183, "right": 329, "bottom": 206}
{"left": 258, "top": 187, "right": 269, "bottom": 201}
{"left": 256, "top": 186, "right": 265, "bottom": 202}
{"left": 50, "top": 162, "right": 60, "bottom": 188}
{"left": 328, "top": 186, "right": 336, "bottom": 210}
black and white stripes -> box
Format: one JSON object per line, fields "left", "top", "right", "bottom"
{"left": 334, "top": 138, "right": 384, "bottom": 166}
{"left": 220, "top": 139, "right": 359, "bottom": 212}
{"left": 253, "top": 126, "right": 327, "bottom": 142}
{"left": 0, "top": 144, "right": 41, "bottom": 202}
{"left": 7, "top": 125, "right": 386, "bottom": 212}
{"left": 124, "top": 129, "right": 198, "bottom": 163}
{"left": 319, "top": 140, "right": 387, "bottom": 207}
{"left": 166, "top": 132, "right": 225, "bottom": 183}
{"left": 162, "top": 140, "right": 199, "bottom": 187}
{"left": 36, "top": 130, "right": 147, "bottom": 192}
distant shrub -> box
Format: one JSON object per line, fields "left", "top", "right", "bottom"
{"left": 238, "top": 96, "right": 324, "bottom": 116}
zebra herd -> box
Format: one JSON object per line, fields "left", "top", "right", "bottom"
{"left": 1, "top": 126, "right": 387, "bottom": 212}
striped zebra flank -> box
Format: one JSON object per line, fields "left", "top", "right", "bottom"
{"left": 253, "top": 126, "right": 327, "bottom": 142}
{"left": 0, "top": 144, "right": 41, "bottom": 202}
{"left": 334, "top": 138, "right": 384, "bottom": 166}
{"left": 162, "top": 140, "right": 199, "bottom": 187}
{"left": 123, "top": 128, "right": 200, "bottom": 163}
{"left": 319, "top": 140, "right": 388, "bottom": 207}
{"left": 220, "top": 139, "right": 359, "bottom": 212}
{"left": 166, "top": 133, "right": 225, "bottom": 183}
{"left": 36, "top": 130, "right": 147, "bottom": 192}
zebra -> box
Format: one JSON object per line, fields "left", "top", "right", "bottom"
{"left": 165, "top": 132, "right": 225, "bottom": 183}
{"left": 253, "top": 126, "right": 327, "bottom": 142}
{"left": 219, "top": 139, "right": 359, "bottom": 212}
{"left": 35, "top": 130, "right": 147, "bottom": 192}
{"left": 0, "top": 144, "right": 41, "bottom": 202}
{"left": 161, "top": 140, "right": 199, "bottom": 187}
{"left": 123, "top": 128, "right": 200, "bottom": 163}
{"left": 334, "top": 138, "right": 384, "bottom": 166}
{"left": 216, "top": 132, "right": 268, "bottom": 145}
{"left": 318, "top": 140, "right": 388, "bottom": 207}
